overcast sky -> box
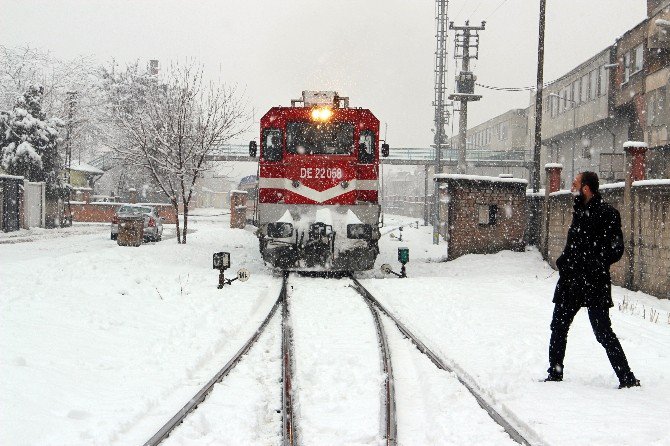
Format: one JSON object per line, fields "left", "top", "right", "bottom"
{"left": 1, "top": 0, "right": 647, "bottom": 148}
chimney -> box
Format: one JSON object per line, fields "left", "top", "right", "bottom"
{"left": 544, "top": 163, "right": 563, "bottom": 193}
{"left": 624, "top": 141, "right": 648, "bottom": 182}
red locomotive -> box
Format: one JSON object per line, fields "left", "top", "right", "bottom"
{"left": 248, "top": 91, "right": 389, "bottom": 271}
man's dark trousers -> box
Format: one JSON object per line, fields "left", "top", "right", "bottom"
{"left": 549, "top": 300, "right": 633, "bottom": 381}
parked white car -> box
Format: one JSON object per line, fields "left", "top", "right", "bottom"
{"left": 110, "top": 205, "right": 164, "bottom": 242}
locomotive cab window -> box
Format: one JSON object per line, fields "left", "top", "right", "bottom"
{"left": 287, "top": 122, "right": 354, "bottom": 155}
{"left": 262, "top": 129, "right": 283, "bottom": 162}
{"left": 358, "top": 130, "right": 375, "bottom": 164}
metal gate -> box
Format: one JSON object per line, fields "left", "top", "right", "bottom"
{"left": 1, "top": 176, "right": 22, "bottom": 232}
{"left": 24, "top": 181, "right": 45, "bottom": 228}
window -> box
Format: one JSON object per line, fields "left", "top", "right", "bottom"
{"left": 478, "top": 204, "right": 498, "bottom": 226}
{"left": 358, "top": 130, "right": 375, "bottom": 164}
{"left": 647, "top": 87, "right": 667, "bottom": 126}
{"left": 118, "top": 206, "right": 152, "bottom": 214}
{"left": 599, "top": 65, "right": 608, "bottom": 96}
{"left": 566, "top": 85, "right": 573, "bottom": 110}
{"left": 499, "top": 121, "right": 508, "bottom": 140}
{"left": 286, "top": 122, "right": 354, "bottom": 155}
{"left": 623, "top": 52, "right": 631, "bottom": 83}
{"left": 589, "top": 70, "right": 598, "bottom": 101}
{"left": 600, "top": 153, "right": 625, "bottom": 182}
{"left": 634, "top": 44, "right": 644, "bottom": 73}
{"left": 262, "top": 128, "right": 283, "bottom": 162}
{"left": 572, "top": 80, "right": 580, "bottom": 106}
{"left": 559, "top": 90, "right": 565, "bottom": 114}
{"left": 551, "top": 94, "right": 558, "bottom": 118}
{"left": 581, "top": 74, "right": 590, "bottom": 103}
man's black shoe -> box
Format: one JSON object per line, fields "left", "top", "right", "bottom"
{"left": 618, "top": 379, "right": 641, "bottom": 389}
{"left": 544, "top": 365, "right": 563, "bottom": 382}
{"left": 544, "top": 374, "right": 563, "bottom": 382}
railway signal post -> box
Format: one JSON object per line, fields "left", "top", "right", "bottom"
{"left": 213, "top": 252, "right": 250, "bottom": 288}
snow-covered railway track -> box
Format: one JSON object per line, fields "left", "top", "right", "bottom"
{"left": 349, "top": 276, "right": 541, "bottom": 446}
{"left": 363, "top": 288, "right": 398, "bottom": 446}
{"left": 285, "top": 274, "right": 397, "bottom": 445}
{"left": 143, "top": 273, "right": 290, "bottom": 446}
{"left": 281, "top": 274, "right": 297, "bottom": 446}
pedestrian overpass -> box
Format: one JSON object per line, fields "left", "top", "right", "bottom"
{"left": 88, "top": 144, "right": 531, "bottom": 170}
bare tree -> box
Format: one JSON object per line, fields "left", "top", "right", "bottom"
{"left": 112, "top": 61, "right": 247, "bottom": 243}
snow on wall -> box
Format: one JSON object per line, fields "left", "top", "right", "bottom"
{"left": 434, "top": 173, "right": 528, "bottom": 184}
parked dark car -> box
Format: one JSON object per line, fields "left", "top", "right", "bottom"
{"left": 111, "top": 205, "right": 164, "bottom": 242}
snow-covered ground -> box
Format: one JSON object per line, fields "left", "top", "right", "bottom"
{"left": 1, "top": 211, "right": 669, "bottom": 445}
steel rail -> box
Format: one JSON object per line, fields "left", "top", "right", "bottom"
{"left": 361, "top": 287, "right": 397, "bottom": 446}
{"left": 349, "top": 276, "right": 539, "bottom": 446}
{"left": 281, "top": 273, "right": 296, "bottom": 446}
{"left": 143, "top": 274, "right": 288, "bottom": 446}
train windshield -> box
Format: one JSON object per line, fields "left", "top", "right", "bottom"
{"left": 286, "top": 121, "right": 354, "bottom": 155}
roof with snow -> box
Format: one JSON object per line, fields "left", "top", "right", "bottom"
{"left": 68, "top": 162, "right": 104, "bottom": 175}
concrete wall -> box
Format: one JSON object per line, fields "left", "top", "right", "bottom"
{"left": 631, "top": 183, "right": 670, "bottom": 297}
{"left": 541, "top": 183, "right": 669, "bottom": 299}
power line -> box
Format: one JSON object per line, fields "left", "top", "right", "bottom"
{"left": 475, "top": 82, "right": 535, "bottom": 92}
{"left": 452, "top": 1, "right": 469, "bottom": 23}
{"left": 467, "top": 0, "right": 485, "bottom": 20}
{"left": 475, "top": 76, "right": 563, "bottom": 92}
{"left": 485, "top": 0, "right": 512, "bottom": 21}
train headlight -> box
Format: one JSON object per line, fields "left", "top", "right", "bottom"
{"left": 347, "top": 223, "right": 373, "bottom": 239}
{"left": 267, "top": 222, "right": 294, "bottom": 238}
{"left": 311, "top": 107, "right": 333, "bottom": 121}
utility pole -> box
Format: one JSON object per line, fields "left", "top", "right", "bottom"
{"left": 65, "top": 91, "right": 78, "bottom": 177}
{"left": 449, "top": 20, "right": 485, "bottom": 175}
{"left": 64, "top": 90, "right": 77, "bottom": 227}
{"left": 532, "top": 0, "right": 547, "bottom": 192}
{"left": 431, "top": 0, "right": 451, "bottom": 244}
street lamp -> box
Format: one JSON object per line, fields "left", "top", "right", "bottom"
{"left": 549, "top": 93, "right": 579, "bottom": 181}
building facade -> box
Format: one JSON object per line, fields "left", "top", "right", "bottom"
{"left": 447, "top": 108, "right": 531, "bottom": 180}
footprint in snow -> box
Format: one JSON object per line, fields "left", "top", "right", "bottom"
{"left": 67, "top": 410, "right": 91, "bottom": 420}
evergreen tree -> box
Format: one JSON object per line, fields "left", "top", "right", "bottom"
{"left": 0, "top": 84, "right": 64, "bottom": 196}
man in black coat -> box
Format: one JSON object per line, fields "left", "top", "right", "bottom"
{"left": 545, "top": 171, "right": 640, "bottom": 388}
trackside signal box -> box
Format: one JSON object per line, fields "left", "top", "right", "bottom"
{"left": 213, "top": 252, "right": 231, "bottom": 270}
{"left": 398, "top": 247, "right": 409, "bottom": 265}
{"left": 213, "top": 252, "right": 250, "bottom": 289}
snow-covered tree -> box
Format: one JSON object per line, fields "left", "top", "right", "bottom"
{"left": 111, "top": 61, "right": 248, "bottom": 244}
{"left": 0, "top": 45, "right": 114, "bottom": 165}
{"left": 0, "top": 85, "right": 63, "bottom": 192}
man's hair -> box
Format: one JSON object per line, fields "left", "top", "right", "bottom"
{"left": 580, "top": 171, "right": 599, "bottom": 193}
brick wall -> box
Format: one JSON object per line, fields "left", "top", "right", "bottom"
{"left": 438, "top": 177, "right": 527, "bottom": 260}
{"left": 70, "top": 202, "right": 177, "bottom": 224}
